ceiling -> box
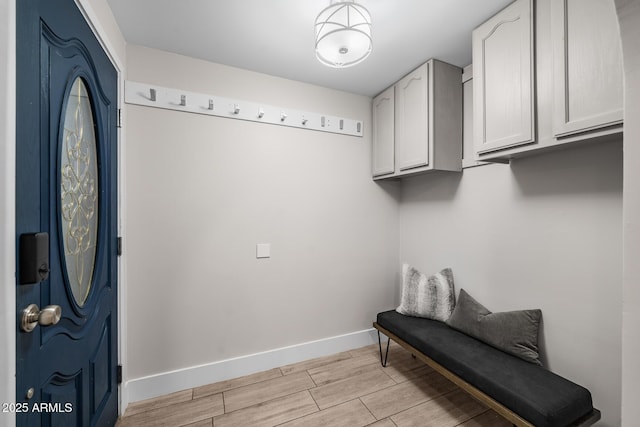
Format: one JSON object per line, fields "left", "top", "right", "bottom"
{"left": 106, "top": 0, "right": 511, "bottom": 97}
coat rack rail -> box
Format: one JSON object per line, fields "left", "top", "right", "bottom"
{"left": 124, "top": 81, "right": 364, "bottom": 137}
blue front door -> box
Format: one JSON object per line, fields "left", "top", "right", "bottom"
{"left": 16, "top": 0, "right": 119, "bottom": 425}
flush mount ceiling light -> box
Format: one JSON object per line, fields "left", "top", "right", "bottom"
{"left": 315, "top": 0, "right": 372, "bottom": 68}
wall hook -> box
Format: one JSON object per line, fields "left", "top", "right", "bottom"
{"left": 233, "top": 104, "right": 240, "bottom": 114}
{"left": 208, "top": 99, "right": 214, "bottom": 110}
{"left": 302, "top": 117, "right": 308, "bottom": 125}
{"left": 149, "top": 88, "right": 156, "bottom": 102}
{"left": 180, "top": 95, "right": 187, "bottom": 106}
{"left": 258, "top": 109, "right": 264, "bottom": 119}
{"left": 280, "top": 112, "right": 287, "bottom": 122}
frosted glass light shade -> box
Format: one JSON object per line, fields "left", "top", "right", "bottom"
{"left": 315, "top": 0, "right": 372, "bottom": 68}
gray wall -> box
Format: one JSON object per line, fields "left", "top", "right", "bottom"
{"left": 398, "top": 142, "right": 623, "bottom": 426}
{"left": 124, "top": 45, "right": 400, "bottom": 379}
{"left": 616, "top": 0, "right": 640, "bottom": 424}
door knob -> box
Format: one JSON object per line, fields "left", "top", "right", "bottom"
{"left": 20, "top": 304, "right": 62, "bottom": 332}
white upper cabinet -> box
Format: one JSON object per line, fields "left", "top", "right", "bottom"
{"left": 551, "top": 0, "right": 623, "bottom": 138}
{"left": 473, "top": 0, "right": 535, "bottom": 155}
{"left": 372, "top": 86, "right": 395, "bottom": 177}
{"left": 372, "top": 59, "right": 462, "bottom": 180}
{"left": 472, "top": 0, "right": 623, "bottom": 162}
{"left": 396, "top": 64, "right": 430, "bottom": 171}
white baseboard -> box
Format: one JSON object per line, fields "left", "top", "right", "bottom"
{"left": 123, "top": 328, "right": 378, "bottom": 409}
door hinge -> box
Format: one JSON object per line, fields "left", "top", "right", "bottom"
{"left": 117, "top": 237, "right": 123, "bottom": 256}
{"left": 117, "top": 108, "right": 122, "bottom": 128}
{"left": 117, "top": 365, "right": 123, "bottom": 385}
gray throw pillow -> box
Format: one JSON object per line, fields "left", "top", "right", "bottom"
{"left": 396, "top": 264, "right": 456, "bottom": 322}
{"left": 446, "top": 289, "right": 542, "bottom": 365}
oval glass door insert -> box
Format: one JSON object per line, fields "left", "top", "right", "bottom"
{"left": 60, "top": 77, "right": 99, "bottom": 307}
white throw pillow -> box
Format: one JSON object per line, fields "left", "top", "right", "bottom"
{"left": 396, "top": 264, "right": 456, "bottom": 322}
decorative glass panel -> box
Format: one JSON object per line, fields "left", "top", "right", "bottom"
{"left": 60, "top": 78, "right": 99, "bottom": 307}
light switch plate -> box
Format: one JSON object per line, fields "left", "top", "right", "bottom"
{"left": 256, "top": 243, "right": 271, "bottom": 259}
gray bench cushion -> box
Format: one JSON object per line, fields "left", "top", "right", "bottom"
{"left": 377, "top": 310, "right": 594, "bottom": 427}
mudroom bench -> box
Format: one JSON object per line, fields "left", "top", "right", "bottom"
{"left": 374, "top": 310, "right": 601, "bottom": 427}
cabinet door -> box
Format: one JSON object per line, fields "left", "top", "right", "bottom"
{"left": 473, "top": 0, "right": 535, "bottom": 155}
{"left": 552, "top": 0, "right": 623, "bottom": 137}
{"left": 372, "top": 86, "right": 395, "bottom": 177}
{"left": 462, "top": 67, "right": 481, "bottom": 168}
{"left": 396, "top": 63, "right": 429, "bottom": 171}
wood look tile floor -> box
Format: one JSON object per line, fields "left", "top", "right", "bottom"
{"left": 116, "top": 342, "right": 512, "bottom": 427}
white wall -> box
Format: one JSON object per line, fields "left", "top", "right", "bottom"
{"left": 123, "top": 45, "right": 399, "bottom": 390}
{"left": 0, "top": 1, "right": 16, "bottom": 426}
{"left": 616, "top": 0, "right": 640, "bottom": 424}
{"left": 399, "top": 141, "right": 623, "bottom": 426}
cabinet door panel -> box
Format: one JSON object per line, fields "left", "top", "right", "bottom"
{"left": 552, "top": 0, "right": 623, "bottom": 137}
{"left": 396, "top": 64, "right": 429, "bottom": 171}
{"left": 473, "top": 0, "right": 535, "bottom": 155}
{"left": 372, "top": 86, "right": 395, "bottom": 177}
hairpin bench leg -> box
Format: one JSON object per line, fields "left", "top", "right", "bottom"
{"left": 378, "top": 330, "right": 390, "bottom": 367}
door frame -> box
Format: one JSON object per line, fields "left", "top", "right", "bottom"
{"left": 1, "top": 1, "right": 126, "bottom": 425}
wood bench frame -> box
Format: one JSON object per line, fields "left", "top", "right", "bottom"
{"left": 373, "top": 322, "right": 601, "bottom": 427}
